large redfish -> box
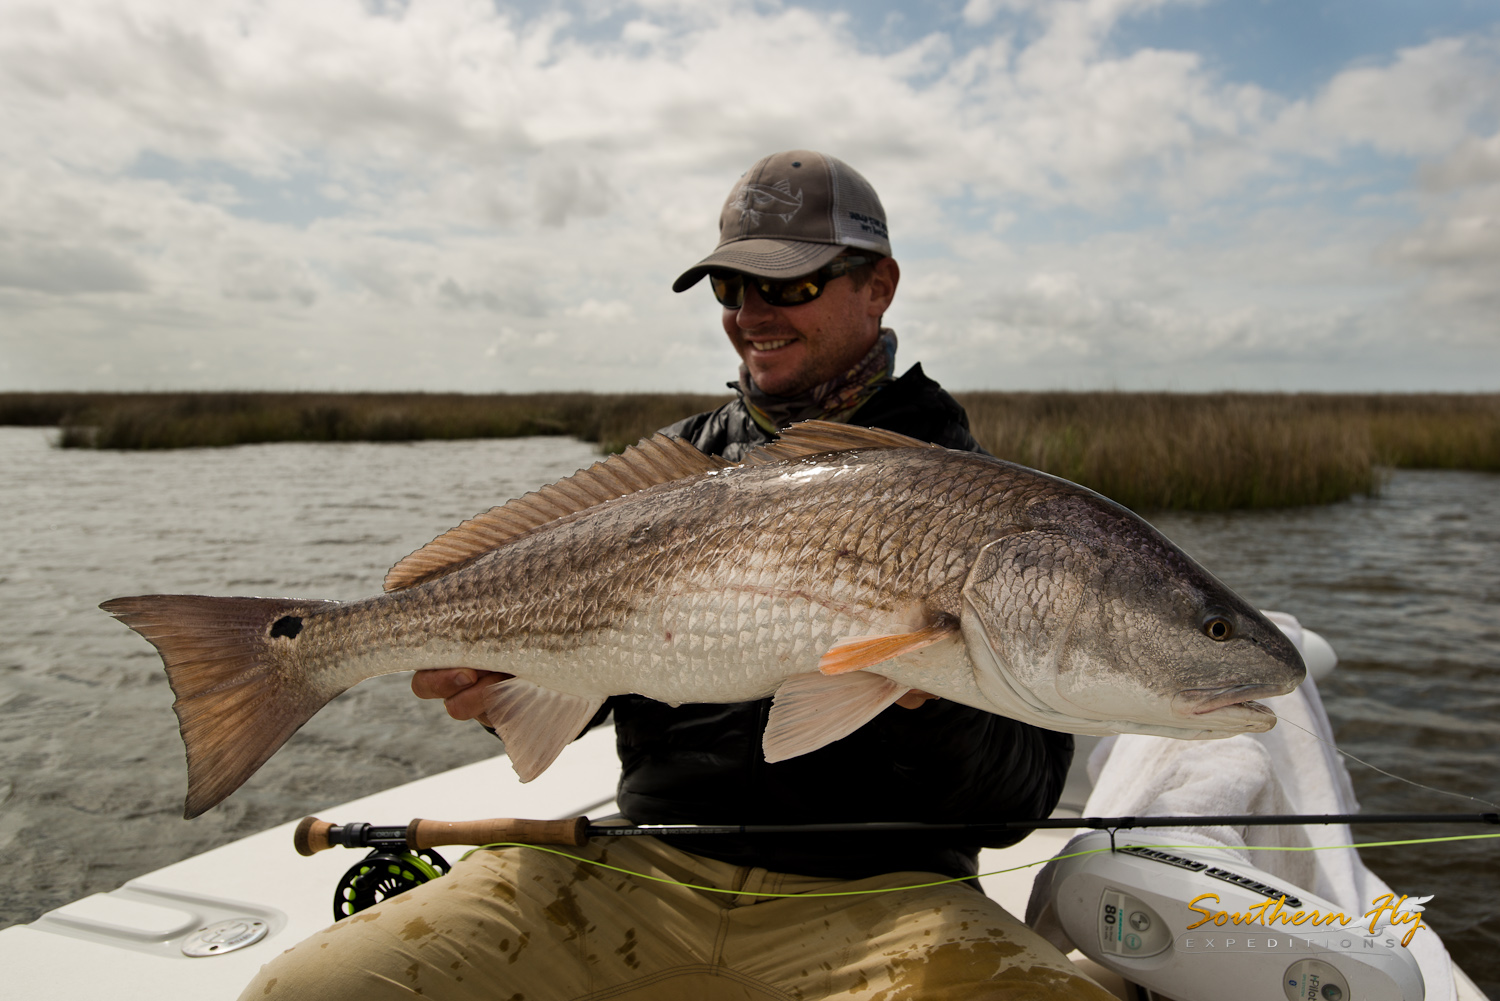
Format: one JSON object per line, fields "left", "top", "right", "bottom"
{"left": 103, "top": 422, "right": 1304, "bottom": 818}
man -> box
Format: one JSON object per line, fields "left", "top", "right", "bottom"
{"left": 243, "top": 151, "right": 1110, "bottom": 1000}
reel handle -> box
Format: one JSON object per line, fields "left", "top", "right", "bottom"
{"left": 295, "top": 815, "right": 591, "bottom": 856}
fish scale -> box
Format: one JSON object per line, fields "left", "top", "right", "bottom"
{"left": 101, "top": 421, "right": 1304, "bottom": 818}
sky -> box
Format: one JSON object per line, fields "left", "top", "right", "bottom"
{"left": 1, "top": 0, "right": 1497, "bottom": 394}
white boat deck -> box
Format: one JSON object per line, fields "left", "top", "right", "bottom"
{"left": 2, "top": 725, "right": 1488, "bottom": 1000}
{"left": 0, "top": 729, "right": 619, "bottom": 998}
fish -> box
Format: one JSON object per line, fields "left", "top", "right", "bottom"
{"left": 102, "top": 421, "right": 1305, "bottom": 819}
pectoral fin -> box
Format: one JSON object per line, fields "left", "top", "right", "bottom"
{"left": 481, "top": 679, "right": 604, "bottom": 782}
{"left": 763, "top": 671, "right": 907, "bottom": 762}
{"left": 818, "top": 622, "right": 959, "bottom": 675}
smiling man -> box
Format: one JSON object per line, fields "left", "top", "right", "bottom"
{"left": 657, "top": 151, "right": 990, "bottom": 467}
{"left": 241, "top": 151, "right": 1109, "bottom": 1001}
{"left": 682, "top": 153, "right": 900, "bottom": 405}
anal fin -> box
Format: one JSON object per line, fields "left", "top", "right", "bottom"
{"left": 818, "top": 622, "right": 958, "bottom": 675}
{"left": 763, "top": 671, "right": 906, "bottom": 762}
{"left": 481, "top": 679, "right": 604, "bottom": 782}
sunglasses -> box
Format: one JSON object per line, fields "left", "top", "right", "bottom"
{"left": 709, "top": 256, "right": 871, "bottom": 309}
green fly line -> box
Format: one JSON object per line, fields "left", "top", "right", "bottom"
{"left": 460, "top": 831, "right": 1500, "bottom": 900}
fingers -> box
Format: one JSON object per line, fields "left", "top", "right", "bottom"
{"left": 411, "top": 668, "right": 479, "bottom": 701}
{"left": 412, "top": 668, "right": 512, "bottom": 726}
{"left": 895, "top": 689, "right": 939, "bottom": 710}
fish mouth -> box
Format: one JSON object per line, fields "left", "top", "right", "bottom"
{"left": 1178, "top": 683, "right": 1291, "bottom": 718}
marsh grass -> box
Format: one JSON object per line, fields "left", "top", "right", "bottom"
{"left": 4, "top": 390, "right": 1496, "bottom": 510}
{"left": 2, "top": 392, "right": 730, "bottom": 455}
{"left": 1357, "top": 396, "right": 1500, "bottom": 471}
{"left": 954, "top": 392, "right": 1499, "bottom": 510}
{"left": 956, "top": 393, "right": 1371, "bottom": 511}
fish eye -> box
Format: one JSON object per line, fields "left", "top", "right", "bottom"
{"left": 1202, "top": 615, "right": 1234, "bottom": 642}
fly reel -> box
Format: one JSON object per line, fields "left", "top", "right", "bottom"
{"left": 333, "top": 848, "right": 451, "bottom": 921}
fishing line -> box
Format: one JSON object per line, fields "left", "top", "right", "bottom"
{"left": 1276, "top": 715, "right": 1500, "bottom": 811}
{"left": 461, "top": 831, "right": 1500, "bottom": 901}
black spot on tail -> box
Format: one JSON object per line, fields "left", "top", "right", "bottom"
{"left": 270, "top": 615, "right": 303, "bottom": 639}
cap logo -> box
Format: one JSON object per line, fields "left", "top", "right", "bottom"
{"left": 732, "top": 179, "right": 803, "bottom": 225}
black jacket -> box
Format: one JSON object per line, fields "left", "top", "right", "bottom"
{"left": 604, "top": 364, "right": 1073, "bottom": 880}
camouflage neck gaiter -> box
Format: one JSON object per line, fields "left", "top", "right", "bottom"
{"left": 739, "top": 328, "right": 898, "bottom": 434}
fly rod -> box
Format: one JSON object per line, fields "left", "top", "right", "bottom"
{"left": 294, "top": 812, "right": 1500, "bottom": 856}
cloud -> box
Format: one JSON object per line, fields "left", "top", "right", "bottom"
{"left": 0, "top": 0, "right": 1496, "bottom": 391}
{"left": 1267, "top": 36, "right": 1500, "bottom": 159}
{"left": 0, "top": 244, "right": 150, "bottom": 296}
{"left": 565, "top": 298, "right": 634, "bottom": 322}
{"left": 1392, "top": 130, "right": 1500, "bottom": 329}
{"left": 1422, "top": 131, "right": 1500, "bottom": 190}
{"left": 891, "top": 215, "right": 1405, "bottom": 391}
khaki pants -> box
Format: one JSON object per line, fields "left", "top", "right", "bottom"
{"left": 241, "top": 837, "right": 1112, "bottom": 1000}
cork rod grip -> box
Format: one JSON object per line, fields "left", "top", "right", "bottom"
{"left": 407, "top": 816, "right": 591, "bottom": 849}
{"left": 294, "top": 816, "right": 336, "bottom": 856}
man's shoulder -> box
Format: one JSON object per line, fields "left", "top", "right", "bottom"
{"left": 852, "top": 363, "right": 986, "bottom": 454}
{"left": 659, "top": 363, "right": 985, "bottom": 457}
{"left": 657, "top": 407, "right": 720, "bottom": 445}
{"left": 658, "top": 396, "right": 770, "bottom": 461}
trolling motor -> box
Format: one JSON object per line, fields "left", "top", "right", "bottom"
{"left": 1038, "top": 831, "right": 1430, "bottom": 1001}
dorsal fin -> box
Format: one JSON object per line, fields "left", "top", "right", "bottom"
{"left": 742, "top": 420, "right": 939, "bottom": 466}
{"left": 384, "top": 433, "right": 734, "bottom": 591}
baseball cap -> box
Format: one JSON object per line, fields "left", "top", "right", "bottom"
{"left": 672, "top": 150, "right": 892, "bottom": 293}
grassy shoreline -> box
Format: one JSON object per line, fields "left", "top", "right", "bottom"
{"left": 956, "top": 392, "right": 1499, "bottom": 511}
{"left": 0, "top": 391, "right": 732, "bottom": 456}
{"left": 4, "top": 390, "right": 1496, "bottom": 511}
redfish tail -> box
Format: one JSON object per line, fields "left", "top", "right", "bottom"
{"left": 101, "top": 594, "right": 342, "bottom": 819}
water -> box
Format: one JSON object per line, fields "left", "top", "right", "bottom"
{"left": 1, "top": 428, "right": 1496, "bottom": 992}
{"left": 0, "top": 428, "right": 603, "bottom": 929}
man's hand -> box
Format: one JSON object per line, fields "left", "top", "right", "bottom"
{"left": 896, "top": 689, "right": 938, "bottom": 709}
{"left": 411, "top": 669, "right": 512, "bottom": 728}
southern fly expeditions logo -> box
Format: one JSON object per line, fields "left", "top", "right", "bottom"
{"left": 1181, "top": 892, "right": 1434, "bottom": 952}
{"left": 732, "top": 180, "right": 803, "bottom": 225}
